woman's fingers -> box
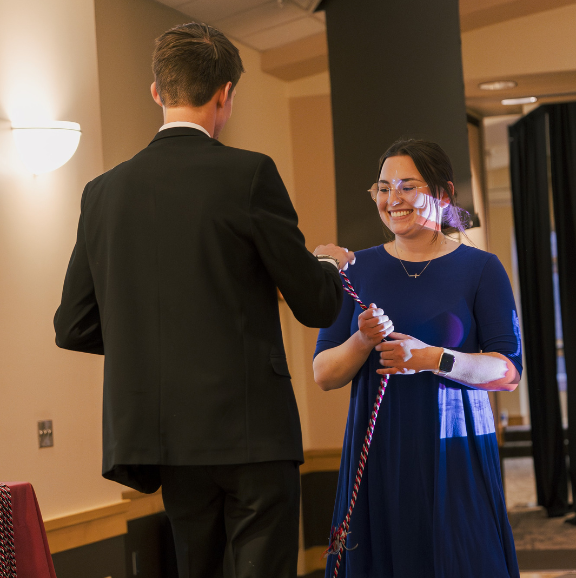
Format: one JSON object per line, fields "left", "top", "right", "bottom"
{"left": 387, "top": 331, "right": 410, "bottom": 340}
{"left": 358, "top": 306, "right": 392, "bottom": 342}
{"left": 376, "top": 367, "right": 400, "bottom": 375}
{"left": 359, "top": 306, "right": 385, "bottom": 321}
{"left": 383, "top": 319, "right": 394, "bottom": 337}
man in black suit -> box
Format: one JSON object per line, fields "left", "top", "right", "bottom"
{"left": 54, "top": 22, "right": 353, "bottom": 578}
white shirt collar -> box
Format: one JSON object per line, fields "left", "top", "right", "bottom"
{"left": 159, "top": 121, "right": 211, "bottom": 138}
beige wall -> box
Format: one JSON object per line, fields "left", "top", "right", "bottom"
{"left": 0, "top": 0, "right": 121, "bottom": 519}
{"left": 461, "top": 3, "right": 576, "bottom": 79}
{"left": 286, "top": 92, "right": 349, "bottom": 450}
{"left": 94, "top": 0, "right": 188, "bottom": 170}
{"left": 0, "top": 0, "right": 347, "bottom": 525}
{"left": 5, "top": 0, "right": 563, "bottom": 523}
{"left": 218, "top": 42, "right": 295, "bottom": 195}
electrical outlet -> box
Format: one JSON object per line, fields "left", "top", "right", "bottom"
{"left": 38, "top": 420, "right": 53, "bottom": 448}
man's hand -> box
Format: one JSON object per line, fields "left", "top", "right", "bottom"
{"left": 358, "top": 304, "right": 394, "bottom": 347}
{"left": 375, "top": 332, "right": 442, "bottom": 375}
{"left": 313, "top": 243, "right": 356, "bottom": 271}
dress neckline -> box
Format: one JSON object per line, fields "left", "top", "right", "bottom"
{"left": 376, "top": 242, "right": 465, "bottom": 265}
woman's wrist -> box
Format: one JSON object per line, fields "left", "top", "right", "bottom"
{"left": 352, "top": 330, "right": 379, "bottom": 356}
{"left": 421, "top": 346, "right": 444, "bottom": 372}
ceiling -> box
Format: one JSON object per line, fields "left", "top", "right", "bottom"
{"left": 155, "top": 0, "right": 325, "bottom": 51}
{"left": 466, "top": 70, "right": 576, "bottom": 117}
{"left": 154, "top": 0, "right": 576, "bottom": 116}
{"left": 155, "top": 0, "right": 576, "bottom": 52}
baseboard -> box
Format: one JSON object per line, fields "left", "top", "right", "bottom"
{"left": 299, "top": 449, "right": 341, "bottom": 576}
{"left": 517, "top": 549, "right": 576, "bottom": 570}
{"left": 44, "top": 450, "right": 342, "bottom": 575}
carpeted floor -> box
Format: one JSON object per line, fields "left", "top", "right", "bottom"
{"left": 505, "top": 457, "right": 576, "bottom": 572}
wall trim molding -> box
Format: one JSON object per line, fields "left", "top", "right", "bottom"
{"left": 302, "top": 448, "right": 341, "bottom": 475}
{"left": 44, "top": 490, "right": 165, "bottom": 554}
{"left": 44, "top": 500, "right": 131, "bottom": 554}
{"left": 298, "top": 545, "right": 327, "bottom": 575}
{"left": 122, "top": 488, "right": 164, "bottom": 521}
{"left": 43, "top": 450, "right": 342, "bottom": 556}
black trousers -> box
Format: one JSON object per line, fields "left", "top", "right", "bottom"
{"left": 160, "top": 461, "right": 300, "bottom": 578}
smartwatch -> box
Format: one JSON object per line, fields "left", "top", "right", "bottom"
{"left": 435, "top": 348, "right": 455, "bottom": 376}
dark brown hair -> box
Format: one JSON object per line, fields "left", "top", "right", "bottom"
{"left": 378, "top": 139, "right": 469, "bottom": 237}
{"left": 153, "top": 22, "right": 244, "bottom": 108}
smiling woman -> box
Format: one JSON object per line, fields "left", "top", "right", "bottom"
{"left": 313, "top": 139, "right": 523, "bottom": 578}
{"left": 373, "top": 139, "right": 470, "bottom": 240}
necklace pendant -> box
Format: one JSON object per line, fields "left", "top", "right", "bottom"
{"left": 410, "top": 274, "right": 418, "bottom": 278}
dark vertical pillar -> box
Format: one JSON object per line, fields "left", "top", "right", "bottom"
{"left": 318, "top": 0, "right": 473, "bottom": 249}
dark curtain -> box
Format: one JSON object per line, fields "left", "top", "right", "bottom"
{"left": 509, "top": 109, "right": 569, "bottom": 516}
{"left": 548, "top": 103, "right": 576, "bottom": 508}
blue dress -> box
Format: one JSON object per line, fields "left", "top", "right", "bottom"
{"left": 315, "top": 244, "right": 522, "bottom": 578}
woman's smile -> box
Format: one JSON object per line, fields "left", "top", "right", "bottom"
{"left": 388, "top": 209, "right": 414, "bottom": 219}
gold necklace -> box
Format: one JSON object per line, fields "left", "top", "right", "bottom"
{"left": 394, "top": 236, "right": 445, "bottom": 279}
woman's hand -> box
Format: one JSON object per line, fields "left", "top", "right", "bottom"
{"left": 375, "top": 332, "right": 441, "bottom": 375}
{"left": 358, "top": 304, "right": 394, "bottom": 348}
{"left": 375, "top": 334, "right": 520, "bottom": 391}
{"left": 313, "top": 305, "right": 394, "bottom": 391}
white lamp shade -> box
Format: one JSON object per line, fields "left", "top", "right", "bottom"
{"left": 12, "top": 121, "right": 82, "bottom": 174}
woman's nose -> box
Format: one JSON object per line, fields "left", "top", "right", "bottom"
{"left": 388, "top": 188, "right": 402, "bottom": 204}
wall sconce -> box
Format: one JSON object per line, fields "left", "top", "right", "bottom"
{"left": 12, "top": 121, "right": 81, "bottom": 175}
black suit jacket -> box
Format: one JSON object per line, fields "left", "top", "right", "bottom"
{"left": 54, "top": 128, "right": 342, "bottom": 493}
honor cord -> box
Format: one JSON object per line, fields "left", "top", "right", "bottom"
{"left": 323, "top": 272, "right": 389, "bottom": 578}
{"left": 0, "top": 484, "right": 17, "bottom": 578}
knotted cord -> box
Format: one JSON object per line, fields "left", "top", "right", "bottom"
{"left": 0, "top": 484, "right": 17, "bottom": 578}
{"left": 323, "top": 271, "right": 389, "bottom": 577}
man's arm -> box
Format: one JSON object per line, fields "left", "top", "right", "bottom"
{"left": 54, "top": 191, "right": 104, "bottom": 354}
{"left": 249, "top": 155, "right": 350, "bottom": 328}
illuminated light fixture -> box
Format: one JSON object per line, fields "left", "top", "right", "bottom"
{"left": 478, "top": 80, "right": 517, "bottom": 91}
{"left": 501, "top": 96, "right": 538, "bottom": 106}
{"left": 12, "top": 121, "right": 82, "bottom": 175}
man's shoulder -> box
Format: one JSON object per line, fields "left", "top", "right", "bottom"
{"left": 143, "top": 134, "right": 274, "bottom": 169}
{"left": 151, "top": 128, "right": 272, "bottom": 162}
{"left": 216, "top": 143, "right": 273, "bottom": 165}
{"left": 84, "top": 140, "right": 277, "bottom": 196}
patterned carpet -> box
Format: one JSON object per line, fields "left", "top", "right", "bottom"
{"left": 505, "top": 457, "right": 576, "bottom": 572}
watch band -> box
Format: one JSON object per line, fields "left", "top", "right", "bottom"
{"left": 316, "top": 254, "right": 340, "bottom": 269}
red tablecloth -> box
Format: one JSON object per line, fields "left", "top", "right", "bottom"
{"left": 1, "top": 482, "right": 56, "bottom": 578}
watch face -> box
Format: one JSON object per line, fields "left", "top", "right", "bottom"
{"left": 439, "top": 353, "right": 455, "bottom": 373}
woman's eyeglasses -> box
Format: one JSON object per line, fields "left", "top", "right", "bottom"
{"left": 368, "top": 182, "right": 429, "bottom": 203}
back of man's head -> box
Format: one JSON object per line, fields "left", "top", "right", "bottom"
{"left": 153, "top": 22, "right": 244, "bottom": 108}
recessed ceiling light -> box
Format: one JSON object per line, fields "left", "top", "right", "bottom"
{"left": 478, "top": 80, "right": 518, "bottom": 91}
{"left": 501, "top": 97, "right": 538, "bottom": 105}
